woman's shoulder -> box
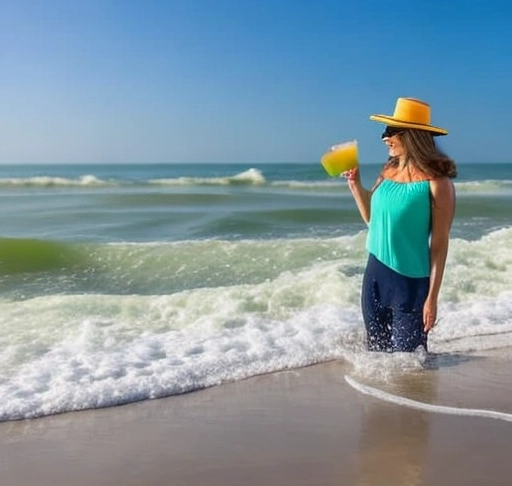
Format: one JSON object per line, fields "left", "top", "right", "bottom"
{"left": 429, "top": 176, "right": 455, "bottom": 192}
{"left": 429, "top": 177, "right": 456, "bottom": 210}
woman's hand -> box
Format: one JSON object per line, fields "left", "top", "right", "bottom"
{"left": 343, "top": 167, "right": 371, "bottom": 224}
{"left": 423, "top": 296, "right": 437, "bottom": 333}
{"left": 343, "top": 167, "right": 360, "bottom": 184}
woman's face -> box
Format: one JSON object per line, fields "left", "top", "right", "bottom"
{"left": 382, "top": 132, "right": 406, "bottom": 158}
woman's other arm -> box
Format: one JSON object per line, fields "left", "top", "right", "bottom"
{"left": 424, "top": 177, "right": 456, "bottom": 332}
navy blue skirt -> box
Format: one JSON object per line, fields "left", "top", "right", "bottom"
{"left": 362, "top": 254, "right": 430, "bottom": 352}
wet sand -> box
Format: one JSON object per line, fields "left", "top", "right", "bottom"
{"left": 1, "top": 357, "right": 512, "bottom": 486}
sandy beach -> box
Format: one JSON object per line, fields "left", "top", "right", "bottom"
{"left": 1, "top": 355, "right": 512, "bottom": 486}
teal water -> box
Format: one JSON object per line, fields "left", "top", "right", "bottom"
{"left": 0, "top": 162, "right": 510, "bottom": 243}
{"left": 0, "top": 162, "right": 511, "bottom": 421}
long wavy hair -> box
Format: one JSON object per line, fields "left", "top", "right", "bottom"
{"left": 389, "top": 129, "right": 457, "bottom": 179}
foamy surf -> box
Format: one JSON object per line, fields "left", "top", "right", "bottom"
{"left": 0, "top": 250, "right": 511, "bottom": 421}
{"left": 0, "top": 290, "right": 356, "bottom": 421}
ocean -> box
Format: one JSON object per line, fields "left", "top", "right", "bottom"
{"left": 0, "top": 162, "right": 511, "bottom": 421}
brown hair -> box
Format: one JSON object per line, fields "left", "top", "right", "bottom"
{"left": 389, "top": 129, "right": 457, "bottom": 179}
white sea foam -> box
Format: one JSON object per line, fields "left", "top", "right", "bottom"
{"left": 0, "top": 289, "right": 510, "bottom": 421}
{"left": 0, "top": 292, "right": 356, "bottom": 420}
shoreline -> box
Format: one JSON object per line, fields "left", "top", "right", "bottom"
{"left": 1, "top": 357, "right": 512, "bottom": 486}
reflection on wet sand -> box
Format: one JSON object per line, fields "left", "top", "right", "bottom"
{"left": 354, "top": 371, "right": 439, "bottom": 486}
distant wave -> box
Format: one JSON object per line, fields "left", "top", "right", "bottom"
{"left": 0, "top": 175, "right": 112, "bottom": 187}
{"left": 149, "top": 168, "right": 266, "bottom": 186}
{"left": 455, "top": 179, "right": 512, "bottom": 194}
{"left": 0, "top": 171, "right": 337, "bottom": 190}
{"left": 0, "top": 172, "right": 510, "bottom": 194}
{"left": 272, "top": 180, "right": 342, "bottom": 189}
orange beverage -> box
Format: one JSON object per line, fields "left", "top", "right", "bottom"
{"left": 321, "top": 140, "right": 358, "bottom": 177}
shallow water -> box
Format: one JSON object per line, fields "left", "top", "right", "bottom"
{"left": 0, "top": 162, "right": 510, "bottom": 420}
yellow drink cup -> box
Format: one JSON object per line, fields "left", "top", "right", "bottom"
{"left": 321, "top": 140, "right": 358, "bottom": 177}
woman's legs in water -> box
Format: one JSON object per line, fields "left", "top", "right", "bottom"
{"left": 362, "top": 254, "right": 429, "bottom": 352}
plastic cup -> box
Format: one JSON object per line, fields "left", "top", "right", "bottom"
{"left": 321, "top": 140, "right": 358, "bottom": 177}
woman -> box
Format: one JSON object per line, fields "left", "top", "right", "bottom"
{"left": 346, "top": 97, "right": 457, "bottom": 352}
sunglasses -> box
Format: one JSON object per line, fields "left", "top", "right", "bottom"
{"left": 381, "top": 126, "right": 404, "bottom": 139}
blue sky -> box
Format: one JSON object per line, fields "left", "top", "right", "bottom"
{"left": 1, "top": 0, "right": 511, "bottom": 164}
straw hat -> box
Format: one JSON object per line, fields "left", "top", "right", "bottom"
{"left": 370, "top": 97, "right": 448, "bottom": 135}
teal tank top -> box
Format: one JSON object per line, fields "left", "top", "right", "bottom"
{"left": 366, "top": 179, "right": 431, "bottom": 278}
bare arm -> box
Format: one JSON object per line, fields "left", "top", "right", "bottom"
{"left": 423, "top": 177, "right": 456, "bottom": 332}
{"left": 345, "top": 167, "right": 373, "bottom": 224}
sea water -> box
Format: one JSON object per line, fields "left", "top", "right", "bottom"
{"left": 0, "top": 162, "right": 511, "bottom": 421}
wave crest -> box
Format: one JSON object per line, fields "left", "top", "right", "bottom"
{"left": 149, "top": 168, "right": 266, "bottom": 186}
{"left": 0, "top": 175, "right": 111, "bottom": 187}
